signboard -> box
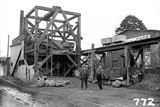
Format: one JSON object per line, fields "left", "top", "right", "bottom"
{"left": 126, "top": 35, "right": 150, "bottom": 42}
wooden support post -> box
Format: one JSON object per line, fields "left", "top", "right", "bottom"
{"left": 66, "top": 54, "right": 77, "bottom": 67}
{"left": 77, "top": 15, "right": 81, "bottom": 67}
{"left": 141, "top": 47, "right": 145, "bottom": 74}
{"left": 46, "top": 21, "right": 49, "bottom": 73}
{"left": 124, "top": 46, "right": 130, "bottom": 86}
{"left": 103, "top": 53, "right": 107, "bottom": 79}
{"left": 51, "top": 24, "right": 53, "bottom": 76}
{"left": 34, "top": 8, "right": 39, "bottom": 78}
{"left": 64, "top": 64, "right": 74, "bottom": 77}
{"left": 89, "top": 44, "right": 94, "bottom": 81}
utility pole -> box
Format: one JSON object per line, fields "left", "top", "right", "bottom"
{"left": 7, "top": 35, "right": 9, "bottom": 57}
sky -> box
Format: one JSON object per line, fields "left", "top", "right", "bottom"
{"left": 0, "top": 0, "right": 160, "bottom": 57}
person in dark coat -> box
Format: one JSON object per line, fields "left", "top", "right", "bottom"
{"left": 79, "top": 65, "right": 89, "bottom": 89}
{"left": 96, "top": 64, "right": 103, "bottom": 90}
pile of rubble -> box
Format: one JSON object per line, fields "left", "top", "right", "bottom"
{"left": 36, "top": 76, "right": 70, "bottom": 87}
{"left": 129, "top": 72, "right": 160, "bottom": 91}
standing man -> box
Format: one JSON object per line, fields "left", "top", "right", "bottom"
{"left": 80, "top": 65, "right": 89, "bottom": 89}
{"left": 96, "top": 63, "right": 103, "bottom": 90}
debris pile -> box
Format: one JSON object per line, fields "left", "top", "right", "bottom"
{"left": 129, "top": 72, "right": 160, "bottom": 91}
{"left": 36, "top": 76, "right": 70, "bottom": 87}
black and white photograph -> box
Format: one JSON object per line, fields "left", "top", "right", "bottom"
{"left": 0, "top": 0, "right": 160, "bottom": 107}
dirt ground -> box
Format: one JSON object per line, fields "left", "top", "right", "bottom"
{"left": 0, "top": 76, "right": 160, "bottom": 107}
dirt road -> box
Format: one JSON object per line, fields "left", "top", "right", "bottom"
{"left": 0, "top": 76, "right": 160, "bottom": 107}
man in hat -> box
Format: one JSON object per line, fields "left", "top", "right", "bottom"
{"left": 96, "top": 63, "right": 103, "bottom": 90}
{"left": 79, "top": 65, "right": 89, "bottom": 89}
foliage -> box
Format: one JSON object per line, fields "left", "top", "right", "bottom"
{"left": 115, "top": 15, "right": 147, "bottom": 34}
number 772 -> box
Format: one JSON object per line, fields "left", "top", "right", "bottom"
{"left": 133, "top": 98, "right": 155, "bottom": 106}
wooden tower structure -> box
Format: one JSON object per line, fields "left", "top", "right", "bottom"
{"left": 22, "top": 6, "right": 81, "bottom": 77}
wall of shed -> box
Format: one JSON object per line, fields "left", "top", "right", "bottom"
{"left": 118, "top": 30, "right": 160, "bottom": 69}
{"left": 150, "top": 44, "right": 160, "bottom": 68}
{"left": 106, "top": 50, "right": 124, "bottom": 78}
{"left": 0, "top": 64, "right": 4, "bottom": 76}
{"left": 10, "top": 44, "right": 22, "bottom": 75}
{"left": 105, "top": 30, "right": 160, "bottom": 78}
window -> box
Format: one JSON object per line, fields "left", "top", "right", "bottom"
{"left": 111, "top": 51, "right": 117, "bottom": 68}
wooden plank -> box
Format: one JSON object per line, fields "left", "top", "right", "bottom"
{"left": 63, "top": 10, "right": 80, "bottom": 16}
{"left": 68, "top": 15, "right": 77, "bottom": 21}
{"left": 99, "top": 53, "right": 104, "bottom": 63}
{"left": 134, "top": 49, "right": 142, "bottom": 63}
{"left": 52, "top": 40, "right": 63, "bottom": 50}
{"left": 64, "top": 24, "right": 78, "bottom": 41}
{"left": 38, "top": 8, "right": 60, "bottom": 47}
{"left": 44, "top": 66, "right": 57, "bottom": 75}
{"left": 43, "top": 11, "right": 55, "bottom": 20}
{"left": 25, "top": 26, "right": 35, "bottom": 41}
{"left": 80, "top": 59, "right": 90, "bottom": 66}
{"left": 38, "top": 52, "right": 54, "bottom": 69}
{"left": 11, "top": 49, "right": 22, "bottom": 76}
{"left": 26, "top": 6, "right": 35, "bottom": 17}
{"left": 52, "top": 22, "right": 65, "bottom": 41}
{"left": 28, "top": 15, "right": 64, "bottom": 23}
{"left": 35, "top": 5, "right": 53, "bottom": 11}
{"left": 28, "top": 20, "right": 34, "bottom": 28}
{"left": 25, "top": 49, "right": 35, "bottom": 54}
{"left": 28, "top": 24, "right": 65, "bottom": 32}
{"left": 66, "top": 54, "right": 78, "bottom": 67}
{"left": 64, "top": 64, "right": 74, "bottom": 77}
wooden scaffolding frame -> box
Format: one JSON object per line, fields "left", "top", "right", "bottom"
{"left": 21, "top": 6, "right": 81, "bottom": 77}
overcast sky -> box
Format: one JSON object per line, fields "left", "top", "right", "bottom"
{"left": 0, "top": 0, "right": 160, "bottom": 57}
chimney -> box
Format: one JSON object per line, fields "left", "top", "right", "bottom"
{"left": 19, "top": 10, "right": 24, "bottom": 35}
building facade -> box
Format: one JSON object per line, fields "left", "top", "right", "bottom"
{"left": 105, "top": 30, "right": 160, "bottom": 78}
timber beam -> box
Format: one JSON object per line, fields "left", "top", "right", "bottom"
{"left": 66, "top": 54, "right": 78, "bottom": 67}
{"left": 26, "top": 7, "right": 35, "bottom": 17}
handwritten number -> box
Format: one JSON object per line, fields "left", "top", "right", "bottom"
{"left": 133, "top": 98, "right": 140, "bottom": 105}
{"left": 148, "top": 98, "right": 155, "bottom": 106}
{"left": 141, "top": 98, "right": 147, "bottom": 106}
{"left": 133, "top": 98, "right": 155, "bottom": 106}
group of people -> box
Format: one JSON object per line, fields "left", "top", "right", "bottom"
{"left": 78, "top": 63, "right": 103, "bottom": 90}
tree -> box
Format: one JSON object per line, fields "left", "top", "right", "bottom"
{"left": 115, "top": 15, "right": 147, "bottom": 34}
